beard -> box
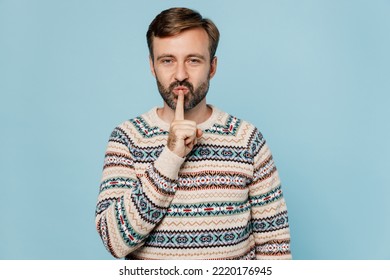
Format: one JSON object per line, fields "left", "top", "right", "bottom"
{"left": 156, "top": 77, "right": 210, "bottom": 111}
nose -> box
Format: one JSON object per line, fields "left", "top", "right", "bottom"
{"left": 174, "top": 62, "right": 189, "bottom": 82}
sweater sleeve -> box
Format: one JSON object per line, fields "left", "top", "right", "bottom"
{"left": 95, "top": 125, "right": 185, "bottom": 258}
{"left": 248, "top": 128, "right": 292, "bottom": 259}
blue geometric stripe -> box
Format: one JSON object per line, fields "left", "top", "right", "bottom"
{"left": 130, "top": 146, "right": 163, "bottom": 163}
{"left": 95, "top": 197, "right": 117, "bottom": 216}
{"left": 248, "top": 129, "right": 266, "bottom": 157}
{"left": 145, "top": 223, "right": 252, "bottom": 249}
{"left": 109, "top": 127, "right": 131, "bottom": 147}
{"left": 252, "top": 211, "right": 289, "bottom": 233}
{"left": 187, "top": 144, "right": 252, "bottom": 164}
{"left": 131, "top": 185, "right": 167, "bottom": 224}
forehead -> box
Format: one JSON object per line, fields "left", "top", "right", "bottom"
{"left": 152, "top": 28, "right": 210, "bottom": 59}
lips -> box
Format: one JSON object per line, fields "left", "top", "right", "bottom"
{"left": 173, "top": 86, "right": 189, "bottom": 95}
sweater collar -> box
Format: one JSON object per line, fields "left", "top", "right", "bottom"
{"left": 145, "top": 105, "right": 223, "bottom": 132}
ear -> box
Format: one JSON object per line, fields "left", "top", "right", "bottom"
{"left": 209, "top": 56, "right": 218, "bottom": 79}
{"left": 149, "top": 56, "right": 156, "bottom": 77}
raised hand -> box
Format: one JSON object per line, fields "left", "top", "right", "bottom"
{"left": 167, "top": 91, "right": 203, "bottom": 158}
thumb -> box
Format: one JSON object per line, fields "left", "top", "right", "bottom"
{"left": 196, "top": 128, "right": 203, "bottom": 138}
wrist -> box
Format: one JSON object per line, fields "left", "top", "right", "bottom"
{"left": 154, "top": 147, "right": 186, "bottom": 180}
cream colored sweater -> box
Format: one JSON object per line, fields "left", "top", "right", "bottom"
{"left": 96, "top": 106, "right": 291, "bottom": 259}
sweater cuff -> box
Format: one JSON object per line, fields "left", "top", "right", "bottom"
{"left": 154, "top": 147, "right": 185, "bottom": 180}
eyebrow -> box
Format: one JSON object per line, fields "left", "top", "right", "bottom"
{"left": 187, "top": 54, "right": 206, "bottom": 60}
{"left": 156, "top": 54, "right": 175, "bottom": 61}
{"left": 156, "top": 53, "right": 206, "bottom": 61}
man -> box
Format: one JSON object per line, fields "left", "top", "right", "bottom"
{"left": 95, "top": 7, "right": 291, "bottom": 260}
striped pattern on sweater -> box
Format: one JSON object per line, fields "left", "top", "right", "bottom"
{"left": 95, "top": 106, "right": 291, "bottom": 259}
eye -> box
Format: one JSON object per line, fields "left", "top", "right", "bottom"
{"left": 188, "top": 58, "right": 201, "bottom": 64}
{"left": 161, "top": 59, "right": 173, "bottom": 64}
{"left": 187, "top": 57, "right": 203, "bottom": 66}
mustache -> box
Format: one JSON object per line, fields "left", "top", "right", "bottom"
{"left": 168, "top": 80, "right": 194, "bottom": 92}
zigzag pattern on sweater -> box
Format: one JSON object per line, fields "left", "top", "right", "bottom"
{"left": 162, "top": 216, "right": 249, "bottom": 227}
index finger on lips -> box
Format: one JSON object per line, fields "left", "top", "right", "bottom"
{"left": 174, "top": 91, "right": 185, "bottom": 120}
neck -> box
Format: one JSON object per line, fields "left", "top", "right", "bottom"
{"left": 158, "top": 99, "right": 212, "bottom": 124}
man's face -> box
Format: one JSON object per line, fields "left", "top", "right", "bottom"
{"left": 150, "top": 28, "right": 217, "bottom": 111}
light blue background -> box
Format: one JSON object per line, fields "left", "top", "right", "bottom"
{"left": 1, "top": 0, "right": 389, "bottom": 260}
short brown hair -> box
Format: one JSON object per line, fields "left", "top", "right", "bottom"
{"left": 147, "top": 7, "right": 220, "bottom": 61}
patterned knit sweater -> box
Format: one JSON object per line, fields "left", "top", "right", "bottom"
{"left": 95, "top": 106, "right": 291, "bottom": 260}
